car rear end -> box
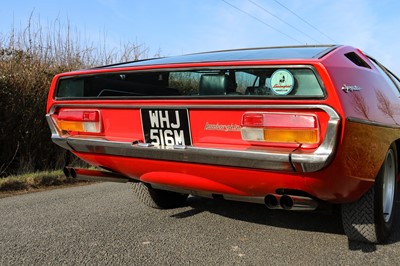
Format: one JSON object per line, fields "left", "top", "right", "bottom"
{"left": 47, "top": 45, "right": 400, "bottom": 243}
{"left": 46, "top": 45, "right": 347, "bottom": 200}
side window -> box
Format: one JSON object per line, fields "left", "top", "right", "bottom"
{"left": 370, "top": 59, "right": 400, "bottom": 94}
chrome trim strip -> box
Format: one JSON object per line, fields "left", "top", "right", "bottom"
{"left": 222, "top": 194, "right": 266, "bottom": 205}
{"left": 46, "top": 114, "right": 72, "bottom": 150}
{"left": 291, "top": 115, "right": 340, "bottom": 172}
{"left": 47, "top": 104, "right": 341, "bottom": 172}
{"left": 347, "top": 117, "right": 400, "bottom": 129}
{"left": 64, "top": 137, "right": 294, "bottom": 171}
{"left": 50, "top": 104, "right": 337, "bottom": 112}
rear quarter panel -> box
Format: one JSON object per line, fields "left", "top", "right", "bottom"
{"left": 321, "top": 46, "right": 400, "bottom": 184}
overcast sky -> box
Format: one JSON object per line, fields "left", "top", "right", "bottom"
{"left": 0, "top": 0, "right": 399, "bottom": 75}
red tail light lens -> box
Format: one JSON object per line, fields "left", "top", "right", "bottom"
{"left": 242, "top": 113, "right": 264, "bottom": 127}
{"left": 58, "top": 110, "right": 99, "bottom": 122}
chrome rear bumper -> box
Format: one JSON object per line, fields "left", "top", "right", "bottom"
{"left": 46, "top": 104, "right": 340, "bottom": 173}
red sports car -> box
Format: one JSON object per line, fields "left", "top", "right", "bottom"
{"left": 46, "top": 45, "right": 400, "bottom": 243}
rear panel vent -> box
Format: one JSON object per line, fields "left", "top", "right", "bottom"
{"left": 345, "top": 52, "right": 371, "bottom": 69}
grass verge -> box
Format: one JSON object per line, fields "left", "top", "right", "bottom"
{"left": 0, "top": 170, "right": 88, "bottom": 195}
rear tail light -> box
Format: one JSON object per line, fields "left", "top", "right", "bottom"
{"left": 241, "top": 112, "right": 319, "bottom": 144}
{"left": 53, "top": 110, "right": 101, "bottom": 133}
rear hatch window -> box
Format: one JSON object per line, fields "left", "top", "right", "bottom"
{"left": 56, "top": 67, "right": 325, "bottom": 99}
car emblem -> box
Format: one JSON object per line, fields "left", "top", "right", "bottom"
{"left": 342, "top": 84, "right": 362, "bottom": 93}
{"left": 204, "top": 122, "right": 241, "bottom": 132}
{"left": 270, "top": 69, "right": 295, "bottom": 95}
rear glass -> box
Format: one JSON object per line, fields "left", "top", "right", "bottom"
{"left": 56, "top": 67, "right": 325, "bottom": 99}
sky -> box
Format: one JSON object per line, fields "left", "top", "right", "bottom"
{"left": 0, "top": 0, "right": 399, "bottom": 75}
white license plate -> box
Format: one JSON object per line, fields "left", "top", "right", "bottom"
{"left": 141, "top": 109, "right": 192, "bottom": 146}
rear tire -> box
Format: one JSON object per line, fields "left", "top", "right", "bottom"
{"left": 132, "top": 182, "right": 188, "bottom": 209}
{"left": 341, "top": 144, "right": 398, "bottom": 243}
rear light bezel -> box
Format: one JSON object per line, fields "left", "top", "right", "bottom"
{"left": 241, "top": 112, "right": 321, "bottom": 148}
{"left": 52, "top": 109, "right": 103, "bottom": 135}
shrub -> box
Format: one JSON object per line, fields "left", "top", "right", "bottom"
{"left": 0, "top": 13, "right": 152, "bottom": 176}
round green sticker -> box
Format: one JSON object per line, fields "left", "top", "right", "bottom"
{"left": 270, "top": 69, "right": 294, "bottom": 96}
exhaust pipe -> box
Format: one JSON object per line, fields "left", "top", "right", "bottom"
{"left": 63, "top": 167, "right": 71, "bottom": 178}
{"left": 63, "top": 167, "right": 129, "bottom": 183}
{"left": 279, "top": 195, "right": 318, "bottom": 211}
{"left": 264, "top": 194, "right": 318, "bottom": 211}
{"left": 264, "top": 194, "right": 283, "bottom": 209}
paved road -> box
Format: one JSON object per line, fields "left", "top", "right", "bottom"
{"left": 0, "top": 183, "right": 399, "bottom": 265}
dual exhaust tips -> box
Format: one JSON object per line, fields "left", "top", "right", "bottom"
{"left": 264, "top": 194, "right": 318, "bottom": 211}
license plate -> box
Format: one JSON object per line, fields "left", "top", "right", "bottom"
{"left": 141, "top": 109, "right": 192, "bottom": 146}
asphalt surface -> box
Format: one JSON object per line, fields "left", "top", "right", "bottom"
{"left": 1, "top": 183, "right": 399, "bottom": 265}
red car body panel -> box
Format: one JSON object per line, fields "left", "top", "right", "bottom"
{"left": 46, "top": 45, "right": 400, "bottom": 204}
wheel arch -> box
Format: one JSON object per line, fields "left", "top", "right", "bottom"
{"left": 394, "top": 139, "right": 400, "bottom": 181}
